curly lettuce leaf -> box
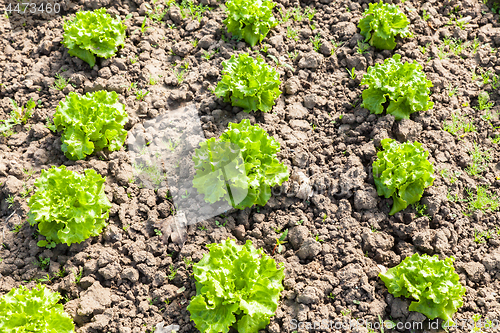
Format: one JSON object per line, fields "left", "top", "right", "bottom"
{"left": 0, "top": 284, "right": 75, "bottom": 333}
{"left": 372, "top": 138, "right": 435, "bottom": 215}
{"left": 214, "top": 53, "right": 282, "bottom": 113}
{"left": 187, "top": 239, "right": 285, "bottom": 333}
{"left": 379, "top": 253, "right": 466, "bottom": 323}
{"left": 63, "top": 8, "right": 126, "bottom": 67}
{"left": 192, "top": 119, "right": 289, "bottom": 210}
{"left": 358, "top": 1, "right": 410, "bottom": 50}
{"left": 54, "top": 90, "right": 128, "bottom": 160}
{"left": 192, "top": 139, "right": 249, "bottom": 205}
{"left": 27, "top": 165, "right": 112, "bottom": 247}
{"left": 361, "top": 54, "right": 434, "bottom": 120}
{"left": 224, "top": 0, "right": 277, "bottom": 46}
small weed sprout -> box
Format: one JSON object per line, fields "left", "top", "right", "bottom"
{"left": 447, "top": 84, "right": 458, "bottom": 97}
{"left": 135, "top": 89, "right": 149, "bottom": 101}
{"left": 286, "top": 26, "right": 299, "bottom": 42}
{"left": 168, "top": 264, "right": 177, "bottom": 280}
{"left": 467, "top": 186, "right": 499, "bottom": 212}
{"left": 346, "top": 67, "right": 356, "bottom": 80}
{"left": 443, "top": 111, "right": 476, "bottom": 137}
{"left": 50, "top": 73, "right": 69, "bottom": 91}
{"left": 356, "top": 40, "right": 370, "bottom": 54}
{"left": 466, "top": 142, "right": 491, "bottom": 176}
{"left": 421, "top": 9, "right": 430, "bottom": 21}
{"left": 6, "top": 195, "right": 15, "bottom": 208}
{"left": 278, "top": 8, "right": 291, "bottom": 23}
{"left": 273, "top": 229, "right": 288, "bottom": 254}
{"left": 330, "top": 40, "right": 343, "bottom": 55}
{"left": 475, "top": 91, "right": 494, "bottom": 111}
{"left": 287, "top": 50, "right": 299, "bottom": 60}
{"left": 292, "top": 6, "right": 304, "bottom": 21}
{"left": 310, "top": 34, "right": 321, "bottom": 52}
{"left": 1, "top": 98, "right": 36, "bottom": 136}
{"left": 34, "top": 256, "right": 51, "bottom": 270}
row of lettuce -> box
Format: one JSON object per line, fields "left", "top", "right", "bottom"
{"left": 0, "top": 1, "right": 473, "bottom": 333}
{"left": 0, "top": 242, "right": 468, "bottom": 333}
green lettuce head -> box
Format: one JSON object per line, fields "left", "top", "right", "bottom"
{"left": 0, "top": 284, "right": 75, "bottom": 332}
{"left": 192, "top": 119, "right": 289, "bottom": 210}
{"left": 28, "top": 165, "right": 112, "bottom": 248}
{"left": 224, "top": 0, "right": 278, "bottom": 46}
{"left": 361, "top": 54, "right": 434, "bottom": 121}
{"left": 214, "top": 53, "right": 282, "bottom": 113}
{"left": 54, "top": 90, "right": 128, "bottom": 161}
{"left": 380, "top": 253, "right": 466, "bottom": 324}
{"left": 372, "top": 138, "right": 435, "bottom": 215}
{"left": 62, "top": 8, "right": 126, "bottom": 67}
{"left": 358, "top": 1, "right": 410, "bottom": 50}
{"left": 187, "top": 239, "right": 285, "bottom": 333}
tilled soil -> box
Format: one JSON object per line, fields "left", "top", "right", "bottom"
{"left": 1, "top": 0, "right": 500, "bottom": 332}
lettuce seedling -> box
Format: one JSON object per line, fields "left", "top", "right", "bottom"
{"left": 0, "top": 284, "right": 75, "bottom": 332}
{"left": 224, "top": 0, "right": 278, "bottom": 46}
{"left": 379, "top": 253, "right": 466, "bottom": 324}
{"left": 192, "top": 119, "right": 289, "bottom": 210}
{"left": 361, "top": 54, "right": 434, "bottom": 120}
{"left": 373, "top": 139, "right": 435, "bottom": 215}
{"left": 54, "top": 90, "right": 128, "bottom": 160}
{"left": 187, "top": 239, "right": 285, "bottom": 333}
{"left": 28, "top": 165, "right": 112, "bottom": 248}
{"left": 358, "top": 1, "right": 411, "bottom": 50}
{"left": 63, "top": 8, "right": 126, "bottom": 67}
{"left": 215, "top": 53, "right": 282, "bottom": 113}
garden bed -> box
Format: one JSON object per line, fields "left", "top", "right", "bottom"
{"left": 1, "top": 0, "right": 500, "bottom": 332}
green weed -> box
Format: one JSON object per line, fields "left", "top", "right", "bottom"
{"left": 467, "top": 186, "right": 499, "bottom": 212}
{"left": 50, "top": 73, "right": 69, "bottom": 91}
{"left": 442, "top": 111, "right": 476, "bottom": 137}
{"left": 466, "top": 142, "right": 491, "bottom": 176}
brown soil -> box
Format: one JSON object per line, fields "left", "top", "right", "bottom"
{"left": 1, "top": 0, "right": 500, "bottom": 332}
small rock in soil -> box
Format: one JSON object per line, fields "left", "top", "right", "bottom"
{"left": 297, "top": 238, "right": 322, "bottom": 260}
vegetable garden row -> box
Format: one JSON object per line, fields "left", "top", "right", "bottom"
{"left": 0, "top": 0, "right": 499, "bottom": 332}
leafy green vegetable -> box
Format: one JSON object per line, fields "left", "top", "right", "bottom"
{"left": 62, "top": 8, "right": 126, "bottom": 67}
{"left": 54, "top": 90, "right": 128, "bottom": 160}
{"left": 0, "top": 284, "right": 75, "bottom": 332}
{"left": 0, "top": 98, "right": 36, "bottom": 137}
{"left": 372, "top": 138, "right": 435, "bottom": 215}
{"left": 28, "top": 165, "right": 112, "bottom": 248}
{"left": 358, "top": 1, "right": 410, "bottom": 50}
{"left": 187, "top": 239, "right": 285, "bottom": 333}
{"left": 215, "top": 53, "right": 282, "bottom": 113}
{"left": 224, "top": 0, "right": 278, "bottom": 46}
{"left": 192, "top": 119, "right": 289, "bottom": 210}
{"left": 361, "top": 54, "right": 434, "bottom": 120}
{"left": 379, "top": 253, "right": 465, "bottom": 323}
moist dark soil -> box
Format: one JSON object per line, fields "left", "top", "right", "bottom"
{"left": 1, "top": 0, "right": 500, "bottom": 332}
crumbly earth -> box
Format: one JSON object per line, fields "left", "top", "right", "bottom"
{"left": 1, "top": 0, "right": 500, "bottom": 332}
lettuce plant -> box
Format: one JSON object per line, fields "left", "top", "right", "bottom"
{"left": 379, "top": 253, "right": 466, "bottom": 323}
{"left": 214, "top": 53, "right": 282, "bottom": 113}
{"left": 28, "top": 165, "right": 112, "bottom": 248}
{"left": 0, "top": 284, "right": 75, "bottom": 332}
{"left": 358, "top": 1, "right": 410, "bottom": 50}
{"left": 361, "top": 54, "right": 434, "bottom": 121}
{"left": 54, "top": 90, "right": 128, "bottom": 160}
{"left": 224, "top": 0, "right": 278, "bottom": 46}
{"left": 192, "top": 119, "right": 289, "bottom": 210}
{"left": 372, "top": 139, "right": 435, "bottom": 215}
{"left": 187, "top": 239, "right": 285, "bottom": 333}
{"left": 62, "top": 8, "right": 126, "bottom": 67}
